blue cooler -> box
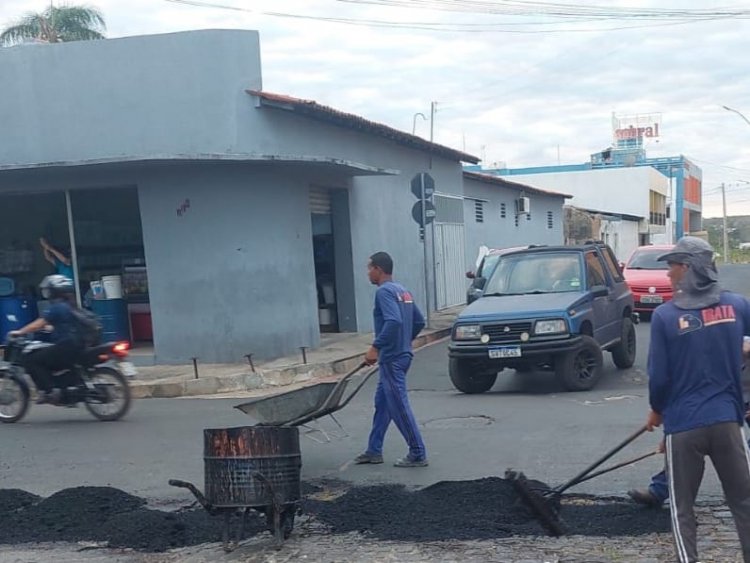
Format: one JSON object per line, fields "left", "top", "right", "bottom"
{"left": 0, "top": 297, "right": 39, "bottom": 340}
{"left": 90, "top": 298, "right": 131, "bottom": 343}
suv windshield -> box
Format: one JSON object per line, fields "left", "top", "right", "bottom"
{"left": 627, "top": 248, "right": 669, "bottom": 270}
{"left": 478, "top": 254, "right": 501, "bottom": 278}
{"left": 484, "top": 252, "right": 583, "bottom": 295}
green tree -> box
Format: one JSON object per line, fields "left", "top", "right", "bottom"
{"left": 1, "top": 4, "right": 105, "bottom": 47}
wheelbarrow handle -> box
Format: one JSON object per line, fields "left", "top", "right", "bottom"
{"left": 554, "top": 424, "right": 649, "bottom": 495}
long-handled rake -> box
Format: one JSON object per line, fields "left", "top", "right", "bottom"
{"left": 506, "top": 424, "right": 657, "bottom": 536}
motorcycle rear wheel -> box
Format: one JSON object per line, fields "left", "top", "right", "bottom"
{"left": 0, "top": 372, "right": 30, "bottom": 423}
{"left": 84, "top": 367, "right": 132, "bottom": 422}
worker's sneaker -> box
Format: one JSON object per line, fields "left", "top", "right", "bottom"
{"left": 353, "top": 452, "right": 383, "bottom": 465}
{"left": 394, "top": 456, "right": 428, "bottom": 468}
{"left": 627, "top": 488, "right": 662, "bottom": 507}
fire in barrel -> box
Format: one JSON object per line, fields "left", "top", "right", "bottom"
{"left": 170, "top": 425, "right": 301, "bottom": 550}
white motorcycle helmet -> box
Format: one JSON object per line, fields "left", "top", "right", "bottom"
{"left": 39, "top": 275, "right": 75, "bottom": 300}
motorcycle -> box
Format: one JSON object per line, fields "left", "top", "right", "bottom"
{"left": 0, "top": 335, "right": 134, "bottom": 423}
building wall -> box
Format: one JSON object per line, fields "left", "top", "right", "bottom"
{"left": 462, "top": 178, "right": 565, "bottom": 269}
{"left": 0, "top": 30, "right": 262, "bottom": 168}
{"left": 136, "top": 164, "right": 320, "bottom": 363}
{"left": 498, "top": 166, "right": 668, "bottom": 220}
{"left": 0, "top": 163, "right": 321, "bottom": 363}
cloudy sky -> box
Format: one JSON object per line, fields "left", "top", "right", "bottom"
{"left": 2, "top": 0, "right": 750, "bottom": 218}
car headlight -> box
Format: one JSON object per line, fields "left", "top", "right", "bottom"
{"left": 454, "top": 324, "right": 482, "bottom": 340}
{"left": 533, "top": 319, "right": 568, "bottom": 335}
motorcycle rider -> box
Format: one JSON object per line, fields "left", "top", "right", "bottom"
{"left": 9, "top": 275, "right": 85, "bottom": 404}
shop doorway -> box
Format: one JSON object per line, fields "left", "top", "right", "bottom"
{"left": 70, "top": 187, "right": 151, "bottom": 347}
{"left": 309, "top": 186, "right": 356, "bottom": 333}
{"left": 0, "top": 187, "right": 151, "bottom": 348}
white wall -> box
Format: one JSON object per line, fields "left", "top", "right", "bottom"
{"left": 504, "top": 167, "right": 668, "bottom": 220}
{"left": 599, "top": 218, "right": 640, "bottom": 261}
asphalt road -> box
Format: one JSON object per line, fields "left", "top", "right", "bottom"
{"left": 3, "top": 264, "right": 750, "bottom": 504}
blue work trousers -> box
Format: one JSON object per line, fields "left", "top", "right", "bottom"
{"left": 366, "top": 354, "right": 426, "bottom": 461}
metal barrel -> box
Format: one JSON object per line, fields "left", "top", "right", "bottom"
{"left": 203, "top": 426, "right": 301, "bottom": 509}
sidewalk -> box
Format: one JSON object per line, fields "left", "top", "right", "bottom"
{"left": 129, "top": 305, "right": 461, "bottom": 399}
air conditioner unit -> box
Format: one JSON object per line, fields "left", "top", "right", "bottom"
{"left": 517, "top": 196, "right": 530, "bottom": 214}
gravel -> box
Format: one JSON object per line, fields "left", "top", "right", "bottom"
{"left": 0, "top": 478, "right": 671, "bottom": 552}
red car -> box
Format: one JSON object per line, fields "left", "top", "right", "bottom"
{"left": 622, "top": 245, "right": 674, "bottom": 314}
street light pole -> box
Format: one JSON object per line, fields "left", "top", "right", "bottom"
{"left": 412, "top": 112, "right": 427, "bottom": 135}
{"left": 721, "top": 182, "right": 729, "bottom": 264}
{"left": 723, "top": 105, "right": 750, "bottom": 127}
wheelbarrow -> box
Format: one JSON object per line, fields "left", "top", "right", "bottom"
{"left": 234, "top": 361, "right": 378, "bottom": 430}
{"left": 170, "top": 425, "right": 302, "bottom": 551}
{"left": 169, "top": 363, "right": 378, "bottom": 550}
{"left": 506, "top": 424, "right": 658, "bottom": 536}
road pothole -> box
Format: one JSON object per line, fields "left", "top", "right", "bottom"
{"left": 422, "top": 415, "right": 495, "bottom": 429}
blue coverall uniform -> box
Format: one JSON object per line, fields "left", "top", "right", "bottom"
{"left": 365, "top": 281, "right": 427, "bottom": 461}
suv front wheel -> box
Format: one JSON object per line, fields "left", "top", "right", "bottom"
{"left": 554, "top": 335, "right": 603, "bottom": 391}
{"left": 449, "top": 358, "right": 497, "bottom": 394}
{"left": 611, "top": 318, "right": 637, "bottom": 369}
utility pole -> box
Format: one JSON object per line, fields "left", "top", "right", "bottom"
{"left": 722, "top": 182, "right": 729, "bottom": 264}
{"left": 429, "top": 101, "right": 437, "bottom": 317}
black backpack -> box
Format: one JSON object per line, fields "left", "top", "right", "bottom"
{"left": 70, "top": 308, "right": 103, "bottom": 347}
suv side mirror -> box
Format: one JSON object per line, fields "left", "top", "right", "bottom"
{"left": 466, "top": 271, "right": 476, "bottom": 279}
{"left": 590, "top": 285, "right": 610, "bottom": 298}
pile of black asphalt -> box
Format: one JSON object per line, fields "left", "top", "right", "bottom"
{"left": 0, "top": 478, "right": 670, "bottom": 552}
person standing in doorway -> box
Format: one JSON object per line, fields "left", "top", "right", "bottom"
{"left": 40, "top": 237, "right": 74, "bottom": 281}
{"left": 644, "top": 236, "right": 750, "bottom": 563}
{"left": 354, "top": 251, "right": 428, "bottom": 468}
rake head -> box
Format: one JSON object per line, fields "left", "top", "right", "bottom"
{"left": 505, "top": 469, "right": 565, "bottom": 537}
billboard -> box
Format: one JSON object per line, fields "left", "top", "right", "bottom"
{"left": 612, "top": 113, "right": 661, "bottom": 144}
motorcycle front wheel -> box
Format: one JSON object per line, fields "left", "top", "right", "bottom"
{"left": 84, "top": 367, "right": 132, "bottom": 422}
{"left": 0, "top": 372, "right": 30, "bottom": 423}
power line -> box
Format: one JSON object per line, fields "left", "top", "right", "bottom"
{"left": 162, "top": 0, "right": 741, "bottom": 33}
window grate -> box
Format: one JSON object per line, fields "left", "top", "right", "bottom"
{"left": 547, "top": 211, "right": 554, "bottom": 229}
{"left": 475, "top": 201, "right": 484, "bottom": 223}
{"left": 500, "top": 202, "right": 507, "bottom": 218}
{"left": 527, "top": 213, "right": 531, "bottom": 221}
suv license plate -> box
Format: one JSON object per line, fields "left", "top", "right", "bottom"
{"left": 640, "top": 295, "right": 663, "bottom": 304}
{"left": 489, "top": 346, "right": 522, "bottom": 359}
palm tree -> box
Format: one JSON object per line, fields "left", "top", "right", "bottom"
{"left": 0, "top": 3, "right": 106, "bottom": 47}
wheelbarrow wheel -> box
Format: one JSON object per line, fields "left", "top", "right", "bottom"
{"left": 265, "top": 505, "right": 296, "bottom": 543}
{"left": 282, "top": 506, "right": 295, "bottom": 539}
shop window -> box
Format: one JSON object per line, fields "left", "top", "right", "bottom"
{"left": 547, "top": 211, "right": 554, "bottom": 229}
{"left": 474, "top": 201, "right": 484, "bottom": 223}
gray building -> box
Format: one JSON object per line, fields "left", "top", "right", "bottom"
{"left": 462, "top": 171, "right": 570, "bottom": 268}
{"left": 0, "top": 29, "right": 567, "bottom": 364}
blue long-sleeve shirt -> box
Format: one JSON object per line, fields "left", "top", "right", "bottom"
{"left": 372, "top": 281, "right": 425, "bottom": 363}
{"left": 648, "top": 291, "right": 750, "bottom": 434}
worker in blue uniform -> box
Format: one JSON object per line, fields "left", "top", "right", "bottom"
{"left": 637, "top": 236, "right": 750, "bottom": 563}
{"left": 354, "top": 251, "right": 428, "bottom": 468}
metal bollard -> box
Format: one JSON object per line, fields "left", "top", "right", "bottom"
{"left": 300, "top": 346, "right": 308, "bottom": 365}
{"left": 191, "top": 357, "right": 199, "bottom": 379}
{"left": 244, "top": 353, "right": 256, "bottom": 373}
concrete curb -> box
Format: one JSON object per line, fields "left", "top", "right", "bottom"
{"left": 130, "top": 327, "right": 451, "bottom": 399}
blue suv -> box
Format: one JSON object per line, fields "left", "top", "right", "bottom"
{"left": 449, "top": 243, "right": 637, "bottom": 393}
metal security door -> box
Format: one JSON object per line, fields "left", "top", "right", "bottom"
{"left": 435, "top": 223, "right": 466, "bottom": 310}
